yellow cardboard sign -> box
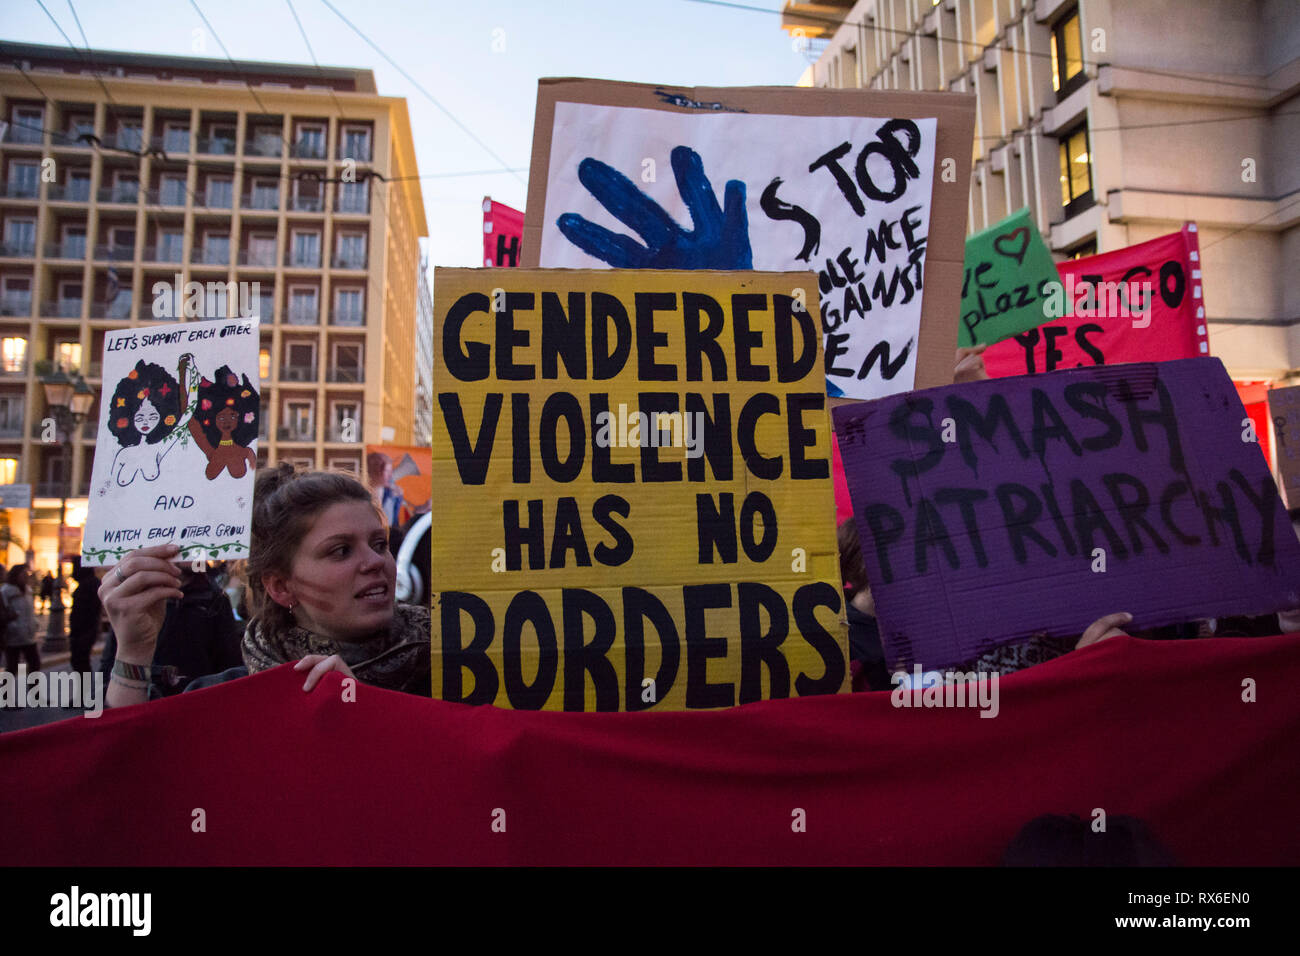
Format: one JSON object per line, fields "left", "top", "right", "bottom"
{"left": 432, "top": 269, "right": 848, "bottom": 710}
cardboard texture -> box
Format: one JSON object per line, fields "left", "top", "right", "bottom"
{"left": 482, "top": 196, "right": 524, "bottom": 268}
{"left": 959, "top": 207, "right": 1060, "bottom": 347}
{"left": 984, "top": 224, "right": 1208, "bottom": 376}
{"left": 522, "top": 78, "right": 975, "bottom": 401}
{"left": 81, "top": 317, "right": 260, "bottom": 566}
{"left": 833, "top": 357, "right": 1300, "bottom": 671}
{"left": 1268, "top": 385, "right": 1300, "bottom": 509}
{"left": 432, "top": 268, "right": 848, "bottom": 711}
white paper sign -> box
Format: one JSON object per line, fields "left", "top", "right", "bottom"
{"left": 537, "top": 103, "right": 937, "bottom": 400}
{"left": 81, "top": 317, "right": 260, "bottom": 566}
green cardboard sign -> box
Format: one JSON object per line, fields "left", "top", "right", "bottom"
{"left": 959, "top": 208, "right": 1063, "bottom": 347}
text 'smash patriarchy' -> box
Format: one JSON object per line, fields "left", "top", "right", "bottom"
{"left": 834, "top": 358, "right": 1300, "bottom": 671}
{"left": 82, "top": 317, "right": 260, "bottom": 566}
{"left": 432, "top": 268, "right": 848, "bottom": 711}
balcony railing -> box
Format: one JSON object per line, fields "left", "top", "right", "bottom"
{"left": 286, "top": 251, "right": 322, "bottom": 268}
{"left": 0, "top": 362, "right": 26, "bottom": 378}
{"left": 330, "top": 309, "right": 365, "bottom": 327}
{"left": 40, "top": 300, "right": 82, "bottom": 318}
{"left": 289, "top": 195, "right": 323, "bottom": 212}
{"left": 277, "top": 424, "right": 316, "bottom": 441}
{"left": 97, "top": 185, "right": 139, "bottom": 204}
{"left": 0, "top": 180, "right": 39, "bottom": 199}
{"left": 0, "top": 240, "right": 35, "bottom": 257}
{"left": 326, "top": 423, "right": 361, "bottom": 441}
{"left": 279, "top": 364, "right": 317, "bottom": 382}
{"left": 245, "top": 138, "right": 283, "bottom": 158}
{"left": 148, "top": 186, "right": 188, "bottom": 207}
{"left": 192, "top": 246, "right": 231, "bottom": 265}
{"left": 113, "top": 129, "right": 144, "bottom": 151}
{"left": 93, "top": 244, "right": 136, "bottom": 262}
{"left": 338, "top": 143, "right": 372, "bottom": 163}
{"left": 48, "top": 182, "right": 91, "bottom": 202}
{"left": 196, "top": 136, "right": 236, "bottom": 155}
{"left": 60, "top": 127, "right": 95, "bottom": 147}
{"left": 143, "top": 244, "right": 185, "bottom": 264}
{"left": 203, "top": 191, "right": 234, "bottom": 209}
{"left": 35, "top": 481, "right": 82, "bottom": 497}
{"left": 237, "top": 248, "right": 278, "bottom": 267}
{"left": 0, "top": 423, "right": 23, "bottom": 439}
{"left": 0, "top": 295, "right": 32, "bottom": 316}
{"left": 285, "top": 306, "right": 319, "bottom": 326}
{"left": 326, "top": 366, "right": 364, "bottom": 384}
{"left": 331, "top": 253, "right": 367, "bottom": 270}
{"left": 153, "top": 132, "right": 192, "bottom": 154}
{"left": 4, "top": 125, "right": 44, "bottom": 145}
{"left": 44, "top": 240, "right": 87, "bottom": 259}
{"left": 92, "top": 299, "right": 134, "bottom": 320}
{"left": 242, "top": 193, "right": 280, "bottom": 213}
{"left": 335, "top": 194, "right": 369, "bottom": 214}
{"left": 290, "top": 140, "right": 326, "bottom": 159}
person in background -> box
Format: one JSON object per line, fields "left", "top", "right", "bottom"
{"left": 100, "top": 563, "right": 244, "bottom": 698}
{"left": 68, "top": 557, "right": 103, "bottom": 674}
{"left": 38, "top": 570, "right": 54, "bottom": 613}
{"left": 365, "top": 452, "right": 403, "bottom": 529}
{"left": 1276, "top": 508, "right": 1300, "bottom": 633}
{"left": 1, "top": 564, "right": 40, "bottom": 673}
{"left": 838, "top": 518, "right": 891, "bottom": 692}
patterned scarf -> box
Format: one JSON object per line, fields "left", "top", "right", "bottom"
{"left": 242, "top": 603, "right": 432, "bottom": 696}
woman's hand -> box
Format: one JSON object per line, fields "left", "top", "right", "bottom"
{"left": 954, "top": 344, "right": 990, "bottom": 384}
{"left": 1076, "top": 612, "right": 1133, "bottom": 649}
{"left": 293, "top": 654, "right": 356, "bottom": 692}
{"left": 99, "top": 543, "right": 184, "bottom": 661}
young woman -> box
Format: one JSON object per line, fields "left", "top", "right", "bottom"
{"left": 1, "top": 564, "right": 41, "bottom": 673}
{"left": 102, "top": 465, "right": 430, "bottom": 706}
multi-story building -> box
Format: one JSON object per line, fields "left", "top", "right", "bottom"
{"left": 783, "top": 0, "right": 1299, "bottom": 386}
{"left": 413, "top": 251, "right": 433, "bottom": 447}
{"left": 0, "top": 41, "right": 427, "bottom": 567}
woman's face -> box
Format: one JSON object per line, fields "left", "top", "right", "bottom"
{"left": 215, "top": 406, "right": 237, "bottom": 435}
{"left": 275, "top": 501, "right": 395, "bottom": 642}
{"left": 134, "top": 397, "right": 161, "bottom": 436}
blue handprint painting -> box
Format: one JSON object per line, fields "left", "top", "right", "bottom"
{"left": 557, "top": 146, "right": 753, "bottom": 270}
{"left": 540, "top": 98, "right": 939, "bottom": 401}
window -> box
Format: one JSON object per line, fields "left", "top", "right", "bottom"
{"left": 67, "top": 169, "right": 91, "bottom": 202}
{"left": 10, "top": 106, "right": 44, "bottom": 144}
{"left": 330, "top": 400, "right": 360, "bottom": 440}
{"left": 115, "top": 122, "right": 143, "bottom": 151}
{"left": 334, "top": 288, "right": 364, "bottom": 325}
{"left": 1, "top": 335, "right": 27, "bottom": 372}
{"left": 159, "top": 174, "right": 187, "bottom": 206}
{"left": 200, "top": 231, "right": 230, "bottom": 265}
{"left": 111, "top": 171, "right": 139, "bottom": 203}
{"left": 1069, "top": 239, "right": 1098, "bottom": 260}
{"left": 340, "top": 125, "right": 370, "bottom": 161}
{"left": 163, "top": 123, "right": 190, "bottom": 153}
{"left": 332, "top": 342, "right": 363, "bottom": 382}
{"left": 110, "top": 227, "right": 136, "bottom": 254}
{"left": 55, "top": 341, "right": 82, "bottom": 373}
{"left": 1, "top": 278, "right": 31, "bottom": 316}
{"left": 62, "top": 224, "right": 87, "bottom": 258}
{"left": 328, "top": 457, "right": 360, "bottom": 477}
{"left": 0, "top": 395, "right": 25, "bottom": 432}
{"left": 0, "top": 458, "right": 17, "bottom": 483}
{"left": 59, "top": 280, "right": 84, "bottom": 305}
{"left": 249, "top": 178, "right": 279, "bottom": 209}
{"left": 1058, "top": 122, "right": 1094, "bottom": 217}
{"left": 206, "top": 124, "right": 236, "bottom": 154}
{"left": 292, "top": 176, "right": 322, "bottom": 211}
{"left": 335, "top": 233, "right": 366, "bottom": 268}
{"left": 247, "top": 233, "right": 276, "bottom": 266}
{"left": 337, "top": 180, "right": 368, "bottom": 213}
{"left": 8, "top": 161, "right": 39, "bottom": 197}
{"left": 290, "top": 231, "right": 321, "bottom": 267}
{"left": 203, "top": 282, "right": 227, "bottom": 320}
{"left": 250, "top": 127, "right": 282, "bottom": 157}
{"left": 288, "top": 286, "right": 319, "bottom": 324}
{"left": 205, "top": 176, "right": 233, "bottom": 207}
{"left": 284, "top": 399, "right": 314, "bottom": 439}
{"left": 158, "top": 229, "right": 184, "bottom": 262}
{"left": 1051, "top": 8, "right": 1085, "bottom": 97}
{"left": 259, "top": 348, "right": 271, "bottom": 380}
{"left": 4, "top": 218, "right": 35, "bottom": 255}
{"left": 255, "top": 288, "right": 275, "bottom": 321}
{"left": 294, "top": 123, "right": 326, "bottom": 158}
{"left": 66, "top": 116, "right": 94, "bottom": 142}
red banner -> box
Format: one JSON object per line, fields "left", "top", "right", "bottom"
{"left": 482, "top": 196, "right": 524, "bottom": 268}
{"left": 984, "top": 224, "right": 1207, "bottom": 377}
{"left": 3, "top": 634, "right": 1298, "bottom": 864}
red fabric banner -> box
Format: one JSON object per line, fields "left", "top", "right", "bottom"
{"left": 2, "top": 634, "right": 1298, "bottom": 865}
{"left": 483, "top": 196, "right": 524, "bottom": 268}
{"left": 984, "top": 224, "right": 1207, "bottom": 377}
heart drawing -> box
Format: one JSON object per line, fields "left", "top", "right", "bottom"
{"left": 993, "top": 226, "right": 1030, "bottom": 265}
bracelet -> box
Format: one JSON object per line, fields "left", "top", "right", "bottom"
{"left": 109, "top": 672, "right": 148, "bottom": 689}
{"left": 112, "top": 659, "right": 183, "bottom": 687}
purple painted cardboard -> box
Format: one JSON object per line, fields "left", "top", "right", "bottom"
{"left": 832, "top": 358, "right": 1300, "bottom": 670}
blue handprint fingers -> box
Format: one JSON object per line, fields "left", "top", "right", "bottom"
{"left": 576, "top": 157, "right": 678, "bottom": 250}
{"left": 556, "top": 213, "right": 653, "bottom": 269}
{"left": 722, "top": 178, "right": 754, "bottom": 269}
{"left": 670, "top": 146, "right": 724, "bottom": 243}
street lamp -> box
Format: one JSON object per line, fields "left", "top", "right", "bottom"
{"left": 38, "top": 364, "right": 95, "bottom": 653}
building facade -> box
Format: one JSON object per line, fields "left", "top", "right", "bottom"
{"left": 413, "top": 251, "right": 433, "bottom": 447}
{"left": 0, "top": 41, "right": 427, "bottom": 568}
{"left": 784, "top": 0, "right": 1299, "bottom": 385}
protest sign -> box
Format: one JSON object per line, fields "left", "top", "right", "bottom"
{"left": 833, "top": 357, "right": 1300, "bottom": 671}
{"left": 0, "top": 484, "right": 31, "bottom": 509}
{"left": 483, "top": 196, "right": 524, "bottom": 268}
{"left": 1269, "top": 385, "right": 1300, "bottom": 509}
{"left": 364, "top": 444, "right": 431, "bottom": 526}
{"left": 432, "top": 268, "right": 848, "bottom": 711}
{"left": 984, "top": 224, "right": 1207, "bottom": 376}
{"left": 522, "top": 78, "right": 975, "bottom": 401}
{"left": 959, "top": 207, "right": 1060, "bottom": 347}
{"left": 81, "top": 317, "right": 260, "bottom": 566}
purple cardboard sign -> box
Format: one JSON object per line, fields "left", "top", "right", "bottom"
{"left": 833, "top": 358, "right": 1300, "bottom": 670}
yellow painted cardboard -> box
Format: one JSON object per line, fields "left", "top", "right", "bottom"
{"left": 433, "top": 268, "right": 848, "bottom": 710}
